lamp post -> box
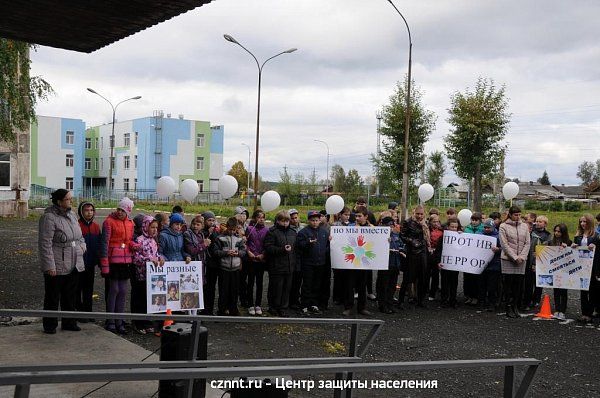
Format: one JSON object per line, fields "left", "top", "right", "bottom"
{"left": 241, "top": 142, "right": 251, "bottom": 206}
{"left": 87, "top": 88, "right": 141, "bottom": 199}
{"left": 314, "top": 139, "right": 330, "bottom": 195}
{"left": 386, "top": 0, "right": 412, "bottom": 221}
{"left": 224, "top": 34, "right": 297, "bottom": 210}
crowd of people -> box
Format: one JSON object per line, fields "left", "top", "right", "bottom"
{"left": 37, "top": 190, "right": 600, "bottom": 336}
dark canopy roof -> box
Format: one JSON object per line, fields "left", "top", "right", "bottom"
{"left": 0, "top": 0, "right": 213, "bottom": 53}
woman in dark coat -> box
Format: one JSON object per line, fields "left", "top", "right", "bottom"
{"left": 572, "top": 214, "right": 600, "bottom": 323}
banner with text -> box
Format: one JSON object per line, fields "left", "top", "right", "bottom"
{"left": 440, "top": 231, "right": 497, "bottom": 274}
{"left": 330, "top": 226, "right": 391, "bottom": 270}
{"left": 535, "top": 246, "right": 593, "bottom": 290}
{"left": 146, "top": 261, "right": 204, "bottom": 313}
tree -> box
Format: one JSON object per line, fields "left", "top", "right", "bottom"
{"left": 425, "top": 150, "right": 445, "bottom": 190}
{"left": 576, "top": 160, "right": 598, "bottom": 186}
{"left": 379, "top": 76, "right": 436, "bottom": 194}
{"left": 537, "top": 170, "right": 551, "bottom": 185}
{"left": 445, "top": 78, "right": 510, "bottom": 212}
{"left": 278, "top": 165, "right": 294, "bottom": 199}
{"left": 330, "top": 164, "right": 346, "bottom": 193}
{"left": 344, "top": 169, "right": 363, "bottom": 196}
{"left": 227, "top": 161, "right": 249, "bottom": 194}
{"left": 307, "top": 168, "right": 319, "bottom": 195}
{"left": 0, "top": 40, "right": 53, "bottom": 142}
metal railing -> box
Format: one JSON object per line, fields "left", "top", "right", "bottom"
{"left": 0, "top": 309, "right": 540, "bottom": 398}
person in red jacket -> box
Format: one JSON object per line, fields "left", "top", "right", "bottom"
{"left": 100, "top": 197, "right": 137, "bottom": 334}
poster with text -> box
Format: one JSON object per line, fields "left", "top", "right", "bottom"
{"left": 440, "top": 231, "right": 497, "bottom": 274}
{"left": 535, "top": 246, "right": 593, "bottom": 290}
{"left": 330, "top": 226, "right": 391, "bottom": 270}
{"left": 146, "top": 261, "right": 204, "bottom": 313}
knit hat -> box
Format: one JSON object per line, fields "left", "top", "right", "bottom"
{"left": 169, "top": 213, "right": 185, "bottom": 225}
{"left": 234, "top": 206, "right": 249, "bottom": 217}
{"left": 201, "top": 211, "right": 216, "bottom": 220}
{"left": 288, "top": 208, "right": 299, "bottom": 216}
{"left": 483, "top": 218, "right": 495, "bottom": 229}
{"left": 117, "top": 197, "right": 134, "bottom": 217}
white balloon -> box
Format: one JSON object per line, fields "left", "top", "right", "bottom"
{"left": 218, "top": 175, "right": 238, "bottom": 199}
{"left": 156, "top": 176, "right": 176, "bottom": 198}
{"left": 418, "top": 183, "right": 435, "bottom": 202}
{"left": 502, "top": 181, "right": 520, "bottom": 200}
{"left": 457, "top": 209, "right": 473, "bottom": 228}
{"left": 325, "top": 195, "right": 345, "bottom": 215}
{"left": 260, "top": 190, "right": 281, "bottom": 212}
{"left": 180, "top": 179, "right": 199, "bottom": 202}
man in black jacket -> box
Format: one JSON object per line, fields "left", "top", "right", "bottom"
{"left": 296, "top": 210, "right": 330, "bottom": 314}
{"left": 401, "top": 205, "right": 429, "bottom": 307}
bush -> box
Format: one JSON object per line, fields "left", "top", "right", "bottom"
{"left": 549, "top": 201, "right": 564, "bottom": 212}
{"left": 564, "top": 201, "right": 583, "bottom": 212}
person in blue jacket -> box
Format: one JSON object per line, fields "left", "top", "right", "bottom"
{"left": 296, "top": 210, "right": 330, "bottom": 314}
{"left": 159, "top": 213, "right": 191, "bottom": 263}
{"left": 376, "top": 216, "right": 406, "bottom": 314}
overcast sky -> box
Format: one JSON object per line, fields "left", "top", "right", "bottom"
{"left": 31, "top": 0, "right": 600, "bottom": 186}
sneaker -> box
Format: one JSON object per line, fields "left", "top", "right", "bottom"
{"left": 358, "top": 309, "right": 372, "bottom": 316}
{"left": 354, "top": 293, "right": 358, "bottom": 299}
{"left": 367, "top": 293, "right": 377, "bottom": 301}
{"left": 556, "top": 312, "right": 566, "bottom": 320}
{"left": 553, "top": 312, "right": 560, "bottom": 318}
{"left": 428, "top": 296, "right": 435, "bottom": 301}
{"left": 254, "top": 306, "right": 263, "bottom": 315}
{"left": 302, "top": 307, "right": 309, "bottom": 314}
{"left": 342, "top": 309, "right": 351, "bottom": 316}
{"left": 309, "top": 306, "right": 321, "bottom": 314}
{"left": 248, "top": 307, "right": 256, "bottom": 315}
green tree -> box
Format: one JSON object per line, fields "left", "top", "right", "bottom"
{"left": 576, "top": 161, "right": 597, "bottom": 186}
{"left": 227, "top": 161, "right": 249, "bottom": 194}
{"left": 445, "top": 78, "right": 510, "bottom": 212}
{"left": 330, "top": 164, "right": 346, "bottom": 193}
{"left": 345, "top": 169, "right": 363, "bottom": 196}
{"left": 0, "top": 39, "right": 53, "bottom": 142}
{"left": 307, "top": 168, "right": 319, "bottom": 195}
{"left": 379, "top": 76, "right": 436, "bottom": 194}
{"left": 425, "top": 150, "right": 445, "bottom": 190}
{"left": 278, "top": 165, "right": 294, "bottom": 199}
{"left": 537, "top": 170, "right": 551, "bottom": 185}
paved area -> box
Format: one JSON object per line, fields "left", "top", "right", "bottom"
{"left": 0, "top": 322, "right": 222, "bottom": 398}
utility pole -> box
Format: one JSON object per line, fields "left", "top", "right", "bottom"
{"left": 376, "top": 112, "right": 382, "bottom": 196}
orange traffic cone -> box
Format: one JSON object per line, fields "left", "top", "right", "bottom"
{"left": 163, "top": 309, "right": 174, "bottom": 327}
{"left": 535, "top": 294, "right": 553, "bottom": 319}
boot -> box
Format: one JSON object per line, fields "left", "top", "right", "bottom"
{"left": 505, "top": 305, "right": 516, "bottom": 318}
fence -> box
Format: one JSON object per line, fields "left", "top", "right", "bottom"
{"left": 0, "top": 309, "right": 540, "bottom": 398}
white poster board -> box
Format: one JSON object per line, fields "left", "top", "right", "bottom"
{"left": 330, "top": 226, "right": 391, "bottom": 270}
{"left": 535, "top": 246, "right": 593, "bottom": 290}
{"left": 146, "top": 261, "right": 204, "bottom": 313}
{"left": 440, "top": 231, "right": 497, "bottom": 274}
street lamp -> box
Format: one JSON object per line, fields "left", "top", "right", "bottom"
{"left": 314, "top": 139, "right": 330, "bottom": 195}
{"left": 224, "top": 33, "right": 297, "bottom": 210}
{"left": 241, "top": 142, "right": 251, "bottom": 206}
{"left": 386, "top": 0, "right": 412, "bottom": 221}
{"left": 87, "top": 88, "right": 141, "bottom": 198}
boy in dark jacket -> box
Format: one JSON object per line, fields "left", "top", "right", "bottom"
{"left": 479, "top": 219, "right": 502, "bottom": 311}
{"left": 296, "top": 210, "right": 330, "bottom": 314}
{"left": 376, "top": 216, "right": 406, "bottom": 313}
{"left": 77, "top": 201, "right": 101, "bottom": 319}
{"left": 264, "top": 210, "right": 298, "bottom": 317}
{"left": 212, "top": 217, "right": 246, "bottom": 316}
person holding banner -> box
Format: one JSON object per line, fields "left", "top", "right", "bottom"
{"left": 376, "top": 216, "right": 405, "bottom": 313}
{"left": 427, "top": 214, "right": 444, "bottom": 301}
{"left": 499, "top": 206, "right": 530, "bottom": 318}
{"left": 479, "top": 219, "right": 502, "bottom": 311}
{"left": 342, "top": 208, "right": 372, "bottom": 316}
{"left": 463, "top": 212, "right": 484, "bottom": 306}
{"left": 439, "top": 219, "right": 460, "bottom": 308}
{"left": 572, "top": 214, "right": 600, "bottom": 323}
{"left": 523, "top": 215, "right": 551, "bottom": 311}
{"left": 332, "top": 207, "right": 352, "bottom": 306}
{"left": 400, "top": 205, "right": 430, "bottom": 308}
{"left": 550, "top": 223, "right": 571, "bottom": 320}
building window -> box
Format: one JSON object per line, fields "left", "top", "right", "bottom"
{"left": 134, "top": 132, "right": 139, "bottom": 146}
{"left": 65, "top": 177, "right": 74, "bottom": 190}
{"left": 124, "top": 155, "right": 130, "bottom": 170}
{"left": 65, "top": 154, "right": 74, "bottom": 167}
{"left": 123, "top": 178, "right": 130, "bottom": 191}
{"left": 124, "top": 133, "right": 130, "bottom": 147}
{"left": 85, "top": 158, "right": 91, "bottom": 170}
{"left": 0, "top": 153, "right": 10, "bottom": 187}
{"left": 100, "top": 158, "right": 104, "bottom": 171}
{"left": 197, "top": 180, "right": 204, "bottom": 192}
{"left": 94, "top": 137, "right": 99, "bottom": 149}
{"left": 85, "top": 138, "right": 92, "bottom": 149}
{"left": 110, "top": 178, "right": 114, "bottom": 190}
{"left": 196, "top": 133, "right": 205, "bottom": 147}
{"left": 134, "top": 155, "right": 138, "bottom": 169}
{"left": 110, "top": 157, "right": 115, "bottom": 171}
{"left": 100, "top": 137, "right": 104, "bottom": 150}
{"left": 65, "top": 131, "right": 74, "bottom": 145}
{"left": 94, "top": 158, "right": 99, "bottom": 170}
{"left": 134, "top": 178, "right": 138, "bottom": 191}
{"left": 196, "top": 156, "right": 204, "bottom": 170}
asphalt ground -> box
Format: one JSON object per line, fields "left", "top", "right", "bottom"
{"left": 1, "top": 211, "right": 599, "bottom": 397}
